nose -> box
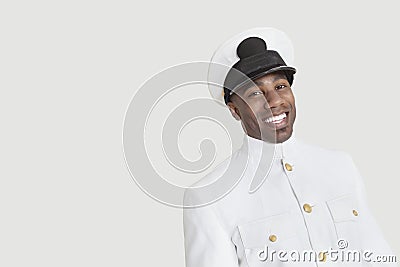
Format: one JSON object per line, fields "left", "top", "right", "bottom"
{"left": 264, "top": 90, "right": 285, "bottom": 110}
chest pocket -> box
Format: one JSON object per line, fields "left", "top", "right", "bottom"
{"left": 326, "top": 194, "right": 361, "bottom": 249}
{"left": 235, "top": 212, "right": 308, "bottom": 267}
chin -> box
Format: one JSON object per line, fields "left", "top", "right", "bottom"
{"left": 276, "top": 127, "right": 293, "bottom": 143}
{"left": 261, "top": 126, "right": 293, "bottom": 143}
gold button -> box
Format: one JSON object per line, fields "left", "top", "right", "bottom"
{"left": 284, "top": 163, "right": 293, "bottom": 171}
{"left": 353, "top": 209, "right": 358, "bottom": 216}
{"left": 318, "top": 251, "right": 327, "bottom": 262}
{"left": 269, "top": 234, "right": 277, "bottom": 242}
{"left": 303, "top": 203, "right": 312, "bottom": 213}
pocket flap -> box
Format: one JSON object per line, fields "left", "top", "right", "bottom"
{"left": 237, "top": 211, "right": 298, "bottom": 249}
{"left": 327, "top": 194, "right": 359, "bottom": 223}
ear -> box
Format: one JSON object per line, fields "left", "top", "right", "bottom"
{"left": 227, "top": 102, "right": 241, "bottom": 121}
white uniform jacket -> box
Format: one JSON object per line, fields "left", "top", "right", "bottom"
{"left": 183, "top": 135, "right": 396, "bottom": 267}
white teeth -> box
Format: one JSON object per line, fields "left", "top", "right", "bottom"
{"left": 265, "top": 113, "right": 287, "bottom": 124}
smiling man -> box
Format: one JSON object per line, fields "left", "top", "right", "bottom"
{"left": 183, "top": 29, "right": 396, "bottom": 267}
{"left": 226, "top": 71, "right": 295, "bottom": 144}
{"left": 223, "top": 36, "right": 296, "bottom": 145}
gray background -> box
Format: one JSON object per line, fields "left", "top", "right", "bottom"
{"left": 1, "top": 0, "right": 399, "bottom": 266}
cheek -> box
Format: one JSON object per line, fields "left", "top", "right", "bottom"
{"left": 243, "top": 105, "right": 263, "bottom": 122}
{"left": 289, "top": 101, "right": 296, "bottom": 123}
{"left": 236, "top": 98, "right": 266, "bottom": 121}
{"left": 287, "top": 91, "right": 296, "bottom": 106}
{"left": 241, "top": 109, "right": 256, "bottom": 123}
{"left": 235, "top": 106, "right": 256, "bottom": 126}
{"left": 283, "top": 93, "right": 296, "bottom": 111}
{"left": 246, "top": 100, "right": 265, "bottom": 113}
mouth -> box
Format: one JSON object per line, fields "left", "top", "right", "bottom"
{"left": 263, "top": 112, "right": 289, "bottom": 130}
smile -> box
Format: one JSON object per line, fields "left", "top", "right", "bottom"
{"left": 264, "top": 112, "right": 287, "bottom": 124}
{"left": 262, "top": 112, "right": 289, "bottom": 130}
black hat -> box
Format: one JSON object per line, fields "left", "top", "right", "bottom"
{"left": 223, "top": 37, "right": 296, "bottom": 104}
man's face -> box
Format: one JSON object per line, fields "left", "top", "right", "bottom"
{"left": 227, "top": 71, "right": 296, "bottom": 143}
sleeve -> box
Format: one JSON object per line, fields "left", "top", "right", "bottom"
{"left": 346, "top": 154, "right": 398, "bottom": 266}
{"left": 183, "top": 192, "right": 239, "bottom": 267}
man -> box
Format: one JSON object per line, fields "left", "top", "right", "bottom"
{"left": 183, "top": 28, "right": 396, "bottom": 267}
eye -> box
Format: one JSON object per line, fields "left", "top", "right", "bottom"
{"left": 276, "top": 84, "right": 287, "bottom": 90}
{"left": 249, "top": 90, "right": 263, "bottom": 97}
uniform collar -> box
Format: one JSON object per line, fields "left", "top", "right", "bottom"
{"left": 242, "top": 132, "right": 298, "bottom": 193}
{"left": 245, "top": 132, "right": 297, "bottom": 161}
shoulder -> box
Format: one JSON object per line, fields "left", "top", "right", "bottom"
{"left": 297, "top": 138, "right": 351, "bottom": 158}
{"left": 295, "top": 138, "right": 354, "bottom": 166}
{"left": 183, "top": 150, "right": 242, "bottom": 207}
